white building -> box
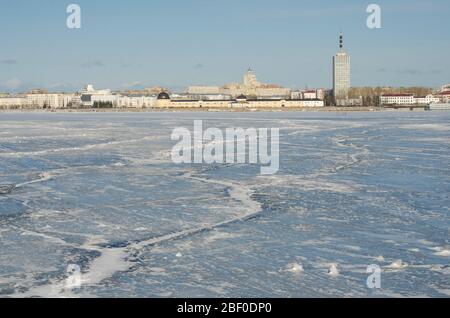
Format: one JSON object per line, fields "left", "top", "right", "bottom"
{"left": 80, "top": 85, "right": 117, "bottom": 107}
{"left": 178, "top": 94, "right": 232, "bottom": 101}
{"left": 0, "top": 97, "right": 28, "bottom": 108}
{"left": 336, "top": 98, "right": 363, "bottom": 107}
{"left": 440, "top": 84, "right": 450, "bottom": 93}
{"left": 0, "top": 94, "right": 78, "bottom": 109}
{"left": 414, "top": 95, "right": 441, "bottom": 105}
{"left": 155, "top": 92, "right": 324, "bottom": 108}
{"left": 437, "top": 91, "right": 450, "bottom": 103}
{"left": 303, "top": 90, "right": 317, "bottom": 100}
{"left": 381, "top": 94, "right": 441, "bottom": 106}
{"left": 291, "top": 89, "right": 325, "bottom": 101}
{"left": 115, "top": 96, "right": 157, "bottom": 108}
{"left": 26, "top": 94, "right": 78, "bottom": 108}
{"left": 381, "top": 94, "right": 415, "bottom": 105}
{"left": 80, "top": 85, "right": 161, "bottom": 108}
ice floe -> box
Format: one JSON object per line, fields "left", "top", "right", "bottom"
{"left": 327, "top": 264, "right": 340, "bottom": 277}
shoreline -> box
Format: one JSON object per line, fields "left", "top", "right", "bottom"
{"left": 0, "top": 106, "right": 430, "bottom": 113}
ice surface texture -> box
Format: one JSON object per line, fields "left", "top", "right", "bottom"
{"left": 0, "top": 112, "right": 449, "bottom": 298}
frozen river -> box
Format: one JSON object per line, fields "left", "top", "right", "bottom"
{"left": 0, "top": 111, "right": 449, "bottom": 298}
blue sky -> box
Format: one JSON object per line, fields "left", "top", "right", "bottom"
{"left": 0, "top": 0, "right": 449, "bottom": 92}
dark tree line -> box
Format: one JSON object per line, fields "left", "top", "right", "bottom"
{"left": 93, "top": 101, "right": 113, "bottom": 108}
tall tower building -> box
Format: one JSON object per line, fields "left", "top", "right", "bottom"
{"left": 333, "top": 33, "right": 351, "bottom": 101}
{"left": 243, "top": 67, "right": 260, "bottom": 88}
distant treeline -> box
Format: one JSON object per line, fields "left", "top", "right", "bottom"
{"left": 349, "top": 87, "right": 434, "bottom": 106}
{"left": 93, "top": 101, "right": 113, "bottom": 108}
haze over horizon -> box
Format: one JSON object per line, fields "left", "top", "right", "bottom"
{"left": 0, "top": 0, "right": 449, "bottom": 93}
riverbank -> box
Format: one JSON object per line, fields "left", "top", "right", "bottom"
{"left": 0, "top": 106, "right": 429, "bottom": 113}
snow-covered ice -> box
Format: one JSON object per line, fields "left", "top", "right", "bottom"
{"left": 0, "top": 111, "right": 449, "bottom": 298}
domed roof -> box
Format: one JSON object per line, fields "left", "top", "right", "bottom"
{"left": 157, "top": 92, "right": 170, "bottom": 100}
{"left": 236, "top": 94, "right": 247, "bottom": 100}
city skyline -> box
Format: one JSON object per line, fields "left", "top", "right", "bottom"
{"left": 1, "top": 1, "right": 450, "bottom": 301}
{"left": 1, "top": 0, "right": 449, "bottom": 93}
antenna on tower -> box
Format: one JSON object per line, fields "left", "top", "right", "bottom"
{"left": 339, "top": 32, "right": 344, "bottom": 50}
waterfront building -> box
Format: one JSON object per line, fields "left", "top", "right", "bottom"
{"left": 175, "top": 93, "right": 233, "bottom": 101}
{"left": 381, "top": 93, "right": 441, "bottom": 106}
{"left": 153, "top": 92, "right": 324, "bottom": 109}
{"left": 336, "top": 97, "right": 362, "bottom": 107}
{"left": 414, "top": 95, "right": 441, "bottom": 105}
{"left": 0, "top": 97, "right": 28, "bottom": 109}
{"left": 380, "top": 94, "right": 415, "bottom": 105}
{"left": 115, "top": 87, "right": 167, "bottom": 97}
{"left": 115, "top": 95, "right": 157, "bottom": 108}
{"left": 80, "top": 85, "right": 117, "bottom": 107}
{"left": 440, "top": 84, "right": 450, "bottom": 93}
{"left": 437, "top": 91, "right": 450, "bottom": 103}
{"left": 291, "top": 89, "right": 326, "bottom": 100}
{"left": 290, "top": 91, "right": 302, "bottom": 100}
{"left": 188, "top": 68, "right": 291, "bottom": 99}
{"left": 0, "top": 93, "right": 79, "bottom": 109}
{"left": 333, "top": 33, "right": 351, "bottom": 103}
{"left": 303, "top": 90, "right": 318, "bottom": 100}
{"left": 25, "top": 93, "right": 77, "bottom": 108}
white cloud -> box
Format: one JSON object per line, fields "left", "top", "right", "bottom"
{"left": 80, "top": 61, "right": 105, "bottom": 68}
{"left": 1, "top": 78, "right": 22, "bottom": 89}
{"left": 122, "top": 81, "right": 144, "bottom": 89}
{"left": 1, "top": 59, "right": 18, "bottom": 65}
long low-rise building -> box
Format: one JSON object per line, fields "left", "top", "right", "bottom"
{"left": 1, "top": 87, "right": 324, "bottom": 109}
{"left": 26, "top": 94, "right": 80, "bottom": 108}
{"left": 414, "top": 95, "right": 441, "bottom": 105}
{"left": 381, "top": 94, "right": 415, "bottom": 105}
{"left": 0, "top": 97, "right": 28, "bottom": 108}
{"left": 80, "top": 85, "right": 157, "bottom": 108}
{"left": 0, "top": 94, "right": 81, "bottom": 109}
{"left": 154, "top": 92, "right": 324, "bottom": 108}
{"left": 116, "top": 96, "right": 157, "bottom": 108}
{"left": 381, "top": 94, "right": 441, "bottom": 105}
{"left": 80, "top": 85, "right": 116, "bottom": 107}
{"left": 437, "top": 91, "right": 450, "bottom": 103}
{"left": 291, "top": 89, "right": 326, "bottom": 100}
